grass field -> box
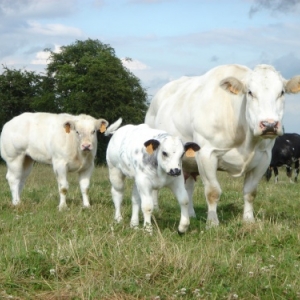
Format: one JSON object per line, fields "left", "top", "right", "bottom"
{"left": 0, "top": 163, "right": 300, "bottom": 300}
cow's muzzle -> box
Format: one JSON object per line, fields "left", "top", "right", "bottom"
{"left": 168, "top": 168, "right": 181, "bottom": 177}
{"left": 81, "top": 144, "right": 92, "bottom": 151}
{"left": 260, "top": 121, "right": 279, "bottom": 136}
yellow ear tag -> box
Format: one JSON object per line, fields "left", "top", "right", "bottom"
{"left": 146, "top": 144, "right": 154, "bottom": 155}
{"left": 229, "top": 86, "right": 239, "bottom": 95}
{"left": 100, "top": 123, "right": 106, "bottom": 133}
{"left": 291, "top": 86, "right": 300, "bottom": 93}
{"left": 185, "top": 148, "right": 195, "bottom": 158}
{"left": 65, "top": 124, "right": 71, "bottom": 133}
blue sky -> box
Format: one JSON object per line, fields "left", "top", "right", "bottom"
{"left": 0, "top": 0, "right": 300, "bottom": 132}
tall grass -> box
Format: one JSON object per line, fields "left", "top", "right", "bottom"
{"left": 0, "top": 163, "right": 299, "bottom": 299}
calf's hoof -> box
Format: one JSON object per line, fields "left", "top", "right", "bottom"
{"left": 206, "top": 211, "right": 219, "bottom": 229}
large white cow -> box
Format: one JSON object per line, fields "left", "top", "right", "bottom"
{"left": 145, "top": 64, "right": 300, "bottom": 227}
{"left": 0, "top": 112, "right": 122, "bottom": 210}
{"left": 106, "top": 124, "right": 200, "bottom": 233}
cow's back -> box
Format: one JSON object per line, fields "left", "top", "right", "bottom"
{"left": 145, "top": 64, "right": 250, "bottom": 147}
{"left": 1, "top": 112, "right": 74, "bottom": 164}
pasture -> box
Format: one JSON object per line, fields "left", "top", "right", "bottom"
{"left": 0, "top": 163, "right": 300, "bottom": 299}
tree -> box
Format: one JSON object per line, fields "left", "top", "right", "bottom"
{"left": 0, "top": 66, "right": 44, "bottom": 129}
{"left": 45, "top": 39, "right": 148, "bottom": 163}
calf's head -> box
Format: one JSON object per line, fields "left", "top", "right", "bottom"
{"left": 144, "top": 136, "right": 200, "bottom": 176}
{"left": 220, "top": 65, "right": 300, "bottom": 138}
{"left": 64, "top": 115, "right": 108, "bottom": 152}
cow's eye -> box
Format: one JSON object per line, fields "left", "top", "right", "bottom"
{"left": 248, "top": 90, "right": 253, "bottom": 97}
{"left": 92, "top": 130, "right": 96, "bottom": 134}
{"left": 280, "top": 90, "right": 284, "bottom": 97}
{"left": 162, "top": 151, "right": 168, "bottom": 157}
{"left": 76, "top": 130, "right": 79, "bottom": 135}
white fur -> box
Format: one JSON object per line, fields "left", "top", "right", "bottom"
{"left": 0, "top": 112, "right": 121, "bottom": 210}
{"left": 106, "top": 124, "right": 199, "bottom": 233}
{"left": 145, "top": 64, "right": 300, "bottom": 227}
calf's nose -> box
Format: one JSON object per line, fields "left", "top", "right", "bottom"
{"left": 168, "top": 168, "right": 181, "bottom": 177}
{"left": 82, "top": 143, "right": 92, "bottom": 151}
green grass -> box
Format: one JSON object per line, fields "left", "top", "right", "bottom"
{"left": 0, "top": 163, "right": 300, "bottom": 299}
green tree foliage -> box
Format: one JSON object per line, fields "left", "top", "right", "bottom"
{"left": 0, "top": 66, "right": 43, "bottom": 129}
{"left": 0, "top": 39, "right": 148, "bottom": 163}
{"left": 45, "top": 39, "right": 148, "bottom": 123}
{"left": 45, "top": 39, "right": 148, "bottom": 163}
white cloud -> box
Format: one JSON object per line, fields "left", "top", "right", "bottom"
{"left": 31, "top": 45, "right": 61, "bottom": 65}
{"left": 121, "top": 58, "right": 150, "bottom": 70}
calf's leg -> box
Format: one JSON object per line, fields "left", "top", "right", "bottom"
{"left": 108, "top": 167, "right": 125, "bottom": 223}
{"left": 130, "top": 182, "right": 141, "bottom": 228}
{"left": 53, "top": 161, "right": 69, "bottom": 211}
{"left": 6, "top": 155, "right": 33, "bottom": 205}
{"left": 170, "top": 176, "right": 190, "bottom": 233}
{"left": 78, "top": 164, "right": 94, "bottom": 208}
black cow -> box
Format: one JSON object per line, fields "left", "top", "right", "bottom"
{"left": 266, "top": 133, "right": 300, "bottom": 183}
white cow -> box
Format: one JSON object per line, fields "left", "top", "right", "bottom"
{"left": 145, "top": 64, "right": 300, "bottom": 227}
{"left": 106, "top": 124, "right": 200, "bottom": 233}
{"left": 0, "top": 112, "right": 122, "bottom": 210}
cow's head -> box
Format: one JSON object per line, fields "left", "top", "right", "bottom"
{"left": 64, "top": 115, "right": 109, "bottom": 152}
{"left": 220, "top": 65, "right": 300, "bottom": 138}
{"left": 144, "top": 136, "right": 200, "bottom": 176}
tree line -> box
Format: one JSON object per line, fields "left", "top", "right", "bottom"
{"left": 0, "top": 39, "right": 148, "bottom": 163}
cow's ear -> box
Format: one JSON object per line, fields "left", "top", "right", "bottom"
{"left": 184, "top": 142, "right": 200, "bottom": 158}
{"left": 285, "top": 76, "right": 300, "bottom": 94}
{"left": 220, "top": 77, "right": 244, "bottom": 95}
{"left": 64, "top": 121, "right": 74, "bottom": 134}
{"left": 97, "top": 119, "right": 109, "bottom": 133}
{"left": 144, "top": 139, "right": 160, "bottom": 155}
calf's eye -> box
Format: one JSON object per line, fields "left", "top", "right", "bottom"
{"left": 162, "top": 151, "right": 168, "bottom": 157}
{"left": 248, "top": 90, "right": 253, "bottom": 97}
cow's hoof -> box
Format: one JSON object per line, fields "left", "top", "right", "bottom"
{"left": 206, "top": 211, "right": 219, "bottom": 229}
{"left": 177, "top": 230, "right": 186, "bottom": 236}
{"left": 58, "top": 205, "right": 69, "bottom": 212}
{"left": 189, "top": 210, "right": 197, "bottom": 218}
{"left": 143, "top": 224, "right": 153, "bottom": 235}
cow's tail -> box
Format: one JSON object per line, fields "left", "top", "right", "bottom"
{"left": 105, "top": 118, "right": 122, "bottom": 136}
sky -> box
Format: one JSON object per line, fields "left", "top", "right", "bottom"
{"left": 0, "top": 0, "right": 300, "bottom": 132}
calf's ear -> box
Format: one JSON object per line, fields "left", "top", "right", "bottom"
{"left": 144, "top": 139, "right": 160, "bottom": 155}
{"left": 96, "top": 119, "right": 109, "bottom": 133}
{"left": 184, "top": 142, "right": 200, "bottom": 158}
{"left": 64, "top": 121, "right": 75, "bottom": 133}
{"left": 220, "top": 77, "right": 244, "bottom": 95}
{"left": 285, "top": 76, "right": 300, "bottom": 94}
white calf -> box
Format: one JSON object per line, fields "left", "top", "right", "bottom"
{"left": 106, "top": 124, "right": 200, "bottom": 233}
{"left": 0, "top": 112, "right": 122, "bottom": 210}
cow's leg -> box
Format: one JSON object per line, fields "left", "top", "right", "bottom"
{"left": 294, "top": 160, "right": 299, "bottom": 182}
{"left": 152, "top": 190, "right": 159, "bottom": 211}
{"left": 197, "top": 151, "right": 220, "bottom": 227}
{"left": 53, "top": 162, "right": 69, "bottom": 211}
{"left": 184, "top": 176, "right": 196, "bottom": 217}
{"left": 136, "top": 177, "right": 154, "bottom": 233}
{"left": 243, "top": 165, "right": 268, "bottom": 222}
{"left": 265, "top": 166, "right": 272, "bottom": 182}
{"left": 108, "top": 167, "right": 125, "bottom": 223}
{"left": 286, "top": 165, "right": 293, "bottom": 183}
{"left": 130, "top": 182, "right": 141, "bottom": 228}
{"left": 78, "top": 164, "right": 94, "bottom": 208}
{"left": 274, "top": 167, "right": 279, "bottom": 183}
{"left": 169, "top": 176, "right": 190, "bottom": 233}
{"left": 6, "top": 155, "right": 33, "bottom": 205}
